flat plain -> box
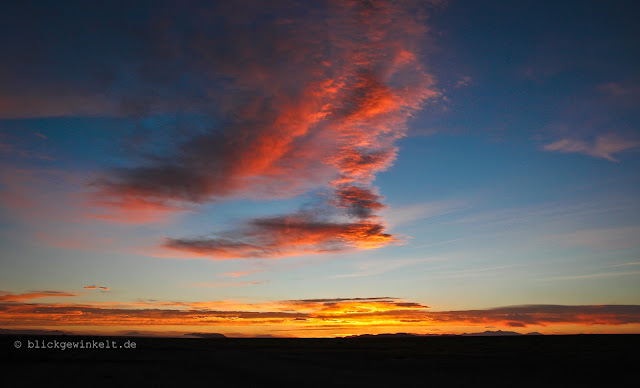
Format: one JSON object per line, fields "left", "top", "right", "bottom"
{"left": 2, "top": 334, "right": 638, "bottom": 386}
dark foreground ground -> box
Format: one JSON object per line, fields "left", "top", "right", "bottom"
{"left": 1, "top": 334, "right": 638, "bottom": 387}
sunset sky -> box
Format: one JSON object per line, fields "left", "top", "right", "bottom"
{"left": 1, "top": 0, "right": 639, "bottom": 337}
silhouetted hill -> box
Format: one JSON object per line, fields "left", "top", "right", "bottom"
{"left": 344, "top": 330, "right": 544, "bottom": 338}
{"left": 461, "top": 330, "right": 524, "bottom": 336}
{"left": 184, "top": 333, "right": 227, "bottom": 338}
{"left": 0, "top": 329, "right": 71, "bottom": 336}
{"left": 119, "top": 331, "right": 158, "bottom": 337}
{"left": 344, "top": 332, "right": 420, "bottom": 338}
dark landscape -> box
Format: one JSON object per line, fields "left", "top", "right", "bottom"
{"left": 2, "top": 334, "right": 638, "bottom": 386}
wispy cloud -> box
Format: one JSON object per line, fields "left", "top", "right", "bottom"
{"left": 597, "top": 82, "right": 640, "bottom": 98}
{"left": 335, "top": 256, "right": 448, "bottom": 278}
{"left": 440, "top": 264, "right": 526, "bottom": 279}
{"left": 455, "top": 75, "right": 471, "bottom": 88}
{"left": 219, "top": 270, "right": 265, "bottom": 278}
{"left": 1, "top": 295, "right": 638, "bottom": 336}
{"left": 36, "top": 232, "right": 115, "bottom": 251}
{"left": 543, "top": 134, "right": 640, "bottom": 161}
{"left": 541, "top": 270, "right": 640, "bottom": 281}
{"left": 83, "top": 285, "right": 110, "bottom": 290}
{"left": 382, "top": 200, "right": 468, "bottom": 227}
{"left": 0, "top": 94, "right": 121, "bottom": 119}
{"left": 0, "top": 290, "right": 77, "bottom": 302}
{"left": 0, "top": 165, "right": 86, "bottom": 224}
{"left": 608, "top": 262, "right": 640, "bottom": 268}
{"left": 552, "top": 225, "right": 640, "bottom": 250}
{"left": 88, "top": 0, "right": 440, "bottom": 258}
{"left": 186, "top": 281, "right": 268, "bottom": 288}
{"left": 164, "top": 211, "right": 401, "bottom": 259}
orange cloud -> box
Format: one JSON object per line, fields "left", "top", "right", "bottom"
{"left": 91, "top": 0, "right": 439, "bottom": 258}
{"left": 0, "top": 290, "right": 77, "bottom": 302}
{"left": 425, "top": 305, "right": 640, "bottom": 327}
{"left": 219, "top": 270, "right": 264, "bottom": 278}
{"left": 83, "top": 286, "right": 110, "bottom": 290}
{"left": 186, "top": 281, "right": 267, "bottom": 288}
{"left": 1, "top": 293, "right": 638, "bottom": 337}
{"left": 164, "top": 212, "right": 398, "bottom": 258}
{"left": 36, "top": 233, "right": 115, "bottom": 251}
{"left": 84, "top": 191, "right": 187, "bottom": 224}
{"left": 333, "top": 185, "right": 387, "bottom": 219}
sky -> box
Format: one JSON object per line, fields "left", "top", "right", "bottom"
{"left": 1, "top": 0, "right": 639, "bottom": 337}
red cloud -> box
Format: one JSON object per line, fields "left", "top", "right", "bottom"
{"left": 0, "top": 290, "right": 77, "bottom": 302}
{"left": 1, "top": 296, "right": 638, "bottom": 336}
{"left": 91, "top": 0, "right": 439, "bottom": 257}
{"left": 84, "top": 192, "right": 187, "bottom": 224}
{"left": 164, "top": 211, "right": 398, "bottom": 259}
{"left": 83, "top": 286, "right": 110, "bottom": 290}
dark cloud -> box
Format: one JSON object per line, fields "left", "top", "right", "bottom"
{"left": 164, "top": 211, "right": 397, "bottom": 258}
{"left": 334, "top": 185, "right": 387, "bottom": 219}
{"left": 2, "top": 299, "right": 639, "bottom": 331}
{"left": 0, "top": 290, "right": 77, "bottom": 302}
{"left": 72, "top": 0, "right": 440, "bottom": 257}
{"left": 2, "top": 1, "right": 440, "bottom": 256}
{"left": 290, "top": 297, "right": 397, "bottom": 303}
{"left": 428, "top": 305, "right": 640, "bottom": 326}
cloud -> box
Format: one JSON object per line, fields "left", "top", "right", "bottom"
{"left": 455, "top": 76, "right": 471, "bottom": 88}
{"left": 0, "top": 165, "right": 85, "bottom": 224}
{"left": 219, "top": 270, "right": 265, "bottom": 278}
{"left": 541, "top": 270, "right": 640, "bottom": 281}
{"left": 429, "top": 305, "right": 640, "bottom": 327}
{"left": 36, "top": 233, "right": 115, "bottom": 251}
{"left": 608, "top": 262, "right": 640, "bottom": 268}
{"left": 83, "top": 193, "right": 188, "bottom": 224}
{"left": 543, "top": 134, "right": 640, "bottom": 161}
{"left": 0, "top": 134, "right": 54, "bottom": 161}
{"left": 83, "top": 286, "right": 110, "bottom": 290}
{"left": 335, "top": 256, "right": 448, "bottom": 278}
{"left": 164, "top": 210, "right": 399, "bottom": 259}
{"left": 382, "top": 199, "right": 467, "bottom": 227}
{"left": 333, "top": 185, "right": 387, "bottom": 219}
{"left": 286, "top": 297, "right": 397, "bottom": 303}
{"left": 88, "top": 0, "right": 439, "bottom": 258}
{"left": 597, "top": 82, "right": 640, "bottom": 98}
{"left": 1, "top": 296, "right": 638, "bottom": 335}
{"left": 186, "top": 281, "right": 267, "bottom": 288}
{"left": 0, "top": 95, "right": 120, "bottom": 119}
{"left": 0, "top": 290, "right": 77, "bottom": 302}
{"left": 0, "top": 2, "right": 164, "bottom": 119}
{"left": 551, "top": 225, "right": 640, "bottom": 251}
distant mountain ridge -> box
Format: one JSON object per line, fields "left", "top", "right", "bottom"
{"left": 344, "top": 330, "right": 543, "bottom": 338}
{"left": 184, "top": 333, "right": 227, "bottom": 338}
{"left": 0, "top": 329, "right": 71, "bottom": 336}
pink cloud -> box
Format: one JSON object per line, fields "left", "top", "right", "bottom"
{"left": 543, "top": 134, "right": 640, "bottom": 161}
{"left": 90, "top": 0, "right": 440, "bottom": 258}
{"left": 0, "top": 290, "right": 77, "bottom": 302}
